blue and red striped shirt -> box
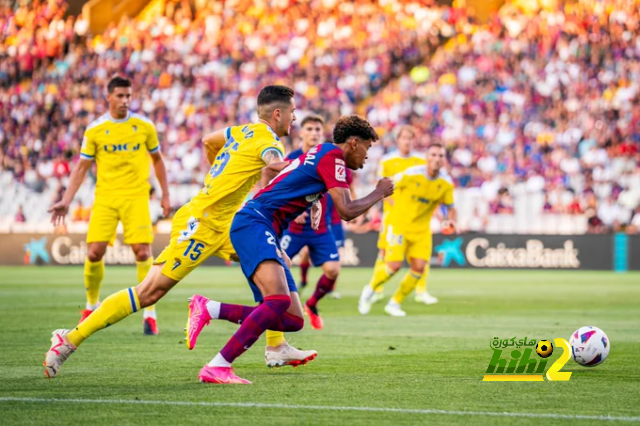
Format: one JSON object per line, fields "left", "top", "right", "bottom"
{"left": 247, "top": 143, "right": 350, "bottom": 236}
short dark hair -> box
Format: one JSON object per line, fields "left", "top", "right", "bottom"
{"left": 333, "top": 115, "right": 379, "bottom": 145}
{"left": 427, "top": 142, "right": 444, "bottom": 150}
{"left": 107, "top": 76, "right": 132, "bottom": 93}
{"left": 257, "top": 85, "right": 295, "bottom": 107}
{"left": 301, "top": 114, "right": 325, "bottom": 128}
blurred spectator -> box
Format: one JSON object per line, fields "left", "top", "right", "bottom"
{"left": 15, "top": 205, "right": 26, "bottom": 222}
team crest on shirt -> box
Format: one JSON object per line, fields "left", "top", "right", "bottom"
{"left": 172, "top": 258, "right": 182, "bottom": 271}
{"left": 105, "top": 130, "right": 109, "bottom": 135}
{"left": 335, "top": 163, "right": 346, "bottom": 182}
{"left": 132, "top": 125, "right": 138, "bottom": 133}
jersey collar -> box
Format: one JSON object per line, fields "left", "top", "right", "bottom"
{"left": 107, "top": 111, "right": 131, "bottom": 123}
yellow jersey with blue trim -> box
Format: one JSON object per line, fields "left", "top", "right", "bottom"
{"left": 377, "top": 151, "right": 426, "bottom": 212}
{"left": 387, "top": 166, "right": 455, "bottom": 235}
{"left": 80, "top": 112, "right": 159, "bottom": 198}
{"left": 187, "top": 122, "right": 285, "bottom": 232}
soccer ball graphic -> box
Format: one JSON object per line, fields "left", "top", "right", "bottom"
{"left": 536, "top": 340, "right": 553, "bottom": 358}
{"left": 569, "top": 326, "right": 610, "bottom": 367}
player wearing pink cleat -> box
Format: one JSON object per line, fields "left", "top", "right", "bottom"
{"left": 187, "top": 294, "right": 317, "bottom": 369}
{"left": 186, "top": 295, "right": 212, "bottom": 350}
{"left": 198, "top": 365, "right": 252, "bottom": 384}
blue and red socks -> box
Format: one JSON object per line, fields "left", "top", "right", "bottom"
{"left": 306, "top": 274, "right": 336, "bottom": 310}
{"left": 219, "top": 295, "right": 295, "bottom": 363}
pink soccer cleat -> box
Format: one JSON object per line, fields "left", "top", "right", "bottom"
{"left": 198, "top": 365, "right": 252, "bottom": 384}
{"left": 185, "top": 295, "right": 212, "bottom": 350}
{"left": 143, "top": 317, "right": 159, "bottom": 335}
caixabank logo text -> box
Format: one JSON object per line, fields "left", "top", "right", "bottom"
{"left": 434, "top": 237, "right": 580, "bottom": 269}
{"left": 483, "top": 337, "right": 573, "bottom": 382}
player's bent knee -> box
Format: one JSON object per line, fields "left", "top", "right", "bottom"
{"left": 87, "top": 243, "right": 107, "bottom": 262}
{"left": 131, "top": 244, "right": 152, "bottom": 262}
{"left": 323, "top": 262, "right": 340, "bottom": 280}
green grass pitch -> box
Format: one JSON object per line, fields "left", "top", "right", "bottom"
{"left": 1, "top": 266, "right": 639, "bottom": 425}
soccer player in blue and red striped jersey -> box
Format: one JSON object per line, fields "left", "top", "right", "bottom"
{"left": 190, "top": 115, "right": 395, "bottom": 384}
{"left": 280, "top": 114, "right": 353, "bottom": 329}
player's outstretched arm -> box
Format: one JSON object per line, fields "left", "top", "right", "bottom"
{"left": 202, "top": 129, "right": 227, "bottom": 165}
{"left": 329, "top": 178, "right": 394, "bottom": 221}
{"left": 150, "top": 151, "right": 171, "bottom": 217}
{"left": 48, "top": 158, "right": 92, "bottom": 225}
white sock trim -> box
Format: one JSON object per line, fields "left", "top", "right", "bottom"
{"left": 208, "top": 353, "right": 231, "bottom": 368}
{"left": 86, "top": 302, "right": 99, "bottom": 311}
{"left": 206, "top": 300, "right": 221, "bottom": 319}
{"left": 143, "top": 309, "right": 157, "bottom": 320}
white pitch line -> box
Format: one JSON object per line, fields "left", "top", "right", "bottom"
{"left": 0, "top": 397, "right": 639, "bottom": 422}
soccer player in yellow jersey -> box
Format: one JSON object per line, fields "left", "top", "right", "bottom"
{"left": 358, "top": 143, "right": 457, "bottom": 316}
{"left": 49, "top": 76, "right": 170, "bottom": 335}
{"left": 368, "top": 126, "right": 425, "bottom": 304}
{"left": 44, "top": 85, "right": 317, "bottom": 378}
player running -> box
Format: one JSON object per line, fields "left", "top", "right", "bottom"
{"left": 361, "top": 126, "right": 427, "bottom": 306}
{"left": 43, "top": 85, "right": 317, "bottom": 378}
{"left": 358, "top": 143, "right": 457, "bottom": 316}
{"left": 279, "top": 114, "right": 351, "bottom": 330}
{"left": 188, "top": 115, "right": 395, "bottom": 384}
{"left": 49, "top": 76, "right": 171, "bottom": 335}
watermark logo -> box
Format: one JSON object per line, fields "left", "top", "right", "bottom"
{"left": 483, "top": 337, "right": 572, "bottom": 382}
{"left": 23, "top": 237, "right": 50, "bottom": 265}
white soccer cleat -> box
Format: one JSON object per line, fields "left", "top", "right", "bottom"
{"left": 371, "top": 292, "right": 385, "bottom": 304}
{"left": 43, "top": 329, "right": 76, "bottom": 378}
{"left": 328, "top": 291, "right": 341, "bottom": 300}
{"left": 358, "top": 285, "right": 374, "bottom": 315}
{"left": 384, "top": 303, "right": 407, "bottom": 317}
{"left": 415, "top": 292, "right": 438, "bottom": 305}
{"left": 265, "top": 342, "right": 317, "bottom": 368}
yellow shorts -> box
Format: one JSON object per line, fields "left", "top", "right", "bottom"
{"left": 377, "top": 214, "right": 389, "bottom": 250}
{"left": 87, "top": 196, "right": 153, "bottom": 244}
{"left": 384, "top": 225, "right": 432, "bottom": 263}
{"left": 154, "top": 205, "right": 235, "bottom": 281}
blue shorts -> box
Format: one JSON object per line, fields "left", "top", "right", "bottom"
{"left": 281, "top": 229, "right": 339, "bottom": 266}
{"left": 330, "top": 223, "right": 345, "bottom": 248}
{"left": 230, "top": 208, "right": 298, "bottom": 303}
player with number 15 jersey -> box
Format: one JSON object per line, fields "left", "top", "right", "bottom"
{"left": 44, "top": 86, "right": 318, "bottom": 381}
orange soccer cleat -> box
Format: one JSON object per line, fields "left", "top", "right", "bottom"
{"left": 78, "top": 309, "right": 93, "bottom": 324}
{"left": 304, "top": 303, "right": 324, "bottom": 330}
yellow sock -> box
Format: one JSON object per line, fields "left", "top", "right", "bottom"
{"left": 266, "top": 330, "right": 285, "bottom": 347}
{"left": 373, "top": 258, "right": 385, "bottom": 293}
{"left": 84, "top": 258, "right": 104, "bottom": 308}
{"left": 392, "top": 270, "right": 422, "bottom": 304}
{"left": 414, "top": 265, "right": 430, "bottom": 294}
{"left": 67, "top": 287, "right": 141, "bottom": 347}
{"left": 368, "top": 263, "right": 395, "bottom": 292}
{"left": 136, "top": 258, "right": 155, "bottom": 315}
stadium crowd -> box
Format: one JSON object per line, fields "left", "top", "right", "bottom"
{"left": 363, "top": 0, "right": 640, "bottom": 233}
{"left": 0, "top": 0, "right": 639, "bottom": 234}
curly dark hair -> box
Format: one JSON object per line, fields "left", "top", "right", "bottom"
{"left": 332, "top": 115, "right": 379, "bottom": 145}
